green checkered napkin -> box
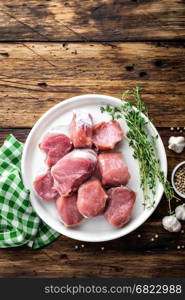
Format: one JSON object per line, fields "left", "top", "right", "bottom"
{"left": 0, "top": 134, "right": 60, "bottom": 249}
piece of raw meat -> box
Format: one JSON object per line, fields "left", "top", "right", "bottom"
{"left": 104, "top": 187, "right": 136, "bottom": 227}
{"left": 98, "top": 152, "right": 130, "bottom": 187}
{"left": 56, "top": 194, "right": 84, "bottom": 227}
{"left": 33, "top": 170, "right": 59, "bottom": 201}
{"left": 91, "top": 163, "right": 102, "bottom": 180}
{"left": 70, "top": 112, "right": 93, "bottom": 148}
{"left": 39, "top": 133, "right": 72, "bottom": 167}
{"left": 77, "top": 179, "right": 108, "bottom": 217}
{"left": 93, "top": 120, "right": 124, "bottom": 150}
{"left": 51, "top": 149, "right": 97, "bottom": 196}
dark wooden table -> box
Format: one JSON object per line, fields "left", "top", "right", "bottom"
{"left": 0, "top": 0, "right": 185, "bottom": 278}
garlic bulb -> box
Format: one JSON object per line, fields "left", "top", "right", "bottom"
{"left": 162, "top": 215, "right": 181, "bottom": 232}
{"left": 175, "top": 204, "right": 185, "bottom": 221}
{"left": 168, "top": 136, "right": 185, "bottom": 153}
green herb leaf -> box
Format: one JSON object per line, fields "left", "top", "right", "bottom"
{"left": 101, "top": 86, "right": 178, "bottom": 213}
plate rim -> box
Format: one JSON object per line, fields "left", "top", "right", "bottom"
{"left": 21, "top": 94, "right": 167, "bottom": 242}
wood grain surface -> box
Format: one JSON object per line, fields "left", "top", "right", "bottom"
{"left": 0, "top": 42, "right": 185, "bottom": 127}
{"left": 0, "top": 0, "right": 185, "bottom": 41}
{"left": 0, "top": 0, "right": 185, "bottom": 278}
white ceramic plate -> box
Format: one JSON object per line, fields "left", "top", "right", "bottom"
{"left": 21, "top": 94, "right": 167, "bottom": 242}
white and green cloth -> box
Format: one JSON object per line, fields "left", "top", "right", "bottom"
{"left": 0, "top": 134, "right": 60, "bottom": 249}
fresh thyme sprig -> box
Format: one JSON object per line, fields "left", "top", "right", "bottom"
{"left": 100, "top": 86, "right": 178, "bottom": 214}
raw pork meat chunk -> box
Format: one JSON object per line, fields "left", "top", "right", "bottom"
{"left": 33, "top": 170, "right": 59, "bottom": 201}
{"left": 77, "top": 179, "right": 108, "bottom": 217}
{"left": 51, "top": 149, "right": 97, "bottom": 196}
{"left": 70, "top": 112, "right": 93, "bottom": 148}
{"left": 56, "top": 194, "right": 84, "bottom": 227}
{"left": 93, "top": 120, "right": 123, "bottom": 150}
{"left": 39, "top": 133, "right": 72, "bottom": 167}
{"left": 105, "top": 187, "right": 136, "bottom": 227}
{"left": 98, "top": 152, "right": 130, "bottom": 187}
{"left": 91, "top": 163, "right": 102, "bottom": 180}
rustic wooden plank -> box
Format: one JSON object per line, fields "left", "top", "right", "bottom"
{"left": 0, "top": 0, "right": 185, "bottom": 41}
{"left": 0, "top": 220, "right": 184, "bottom": 278}
{"left": 0, "top": 128, "right": 30, "bottom": 144}
{"left": 0, "top": 42, "right": 185, "bottom": 128}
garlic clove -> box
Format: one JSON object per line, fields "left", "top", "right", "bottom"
{"left": 175, "top": 204, "right": 185, "bottom": 221}
{"left": 168, "top": 136, "right": 185, "bottom": 154}
{"left": 162, "top": 215, "right": 182, "bottom": 232}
